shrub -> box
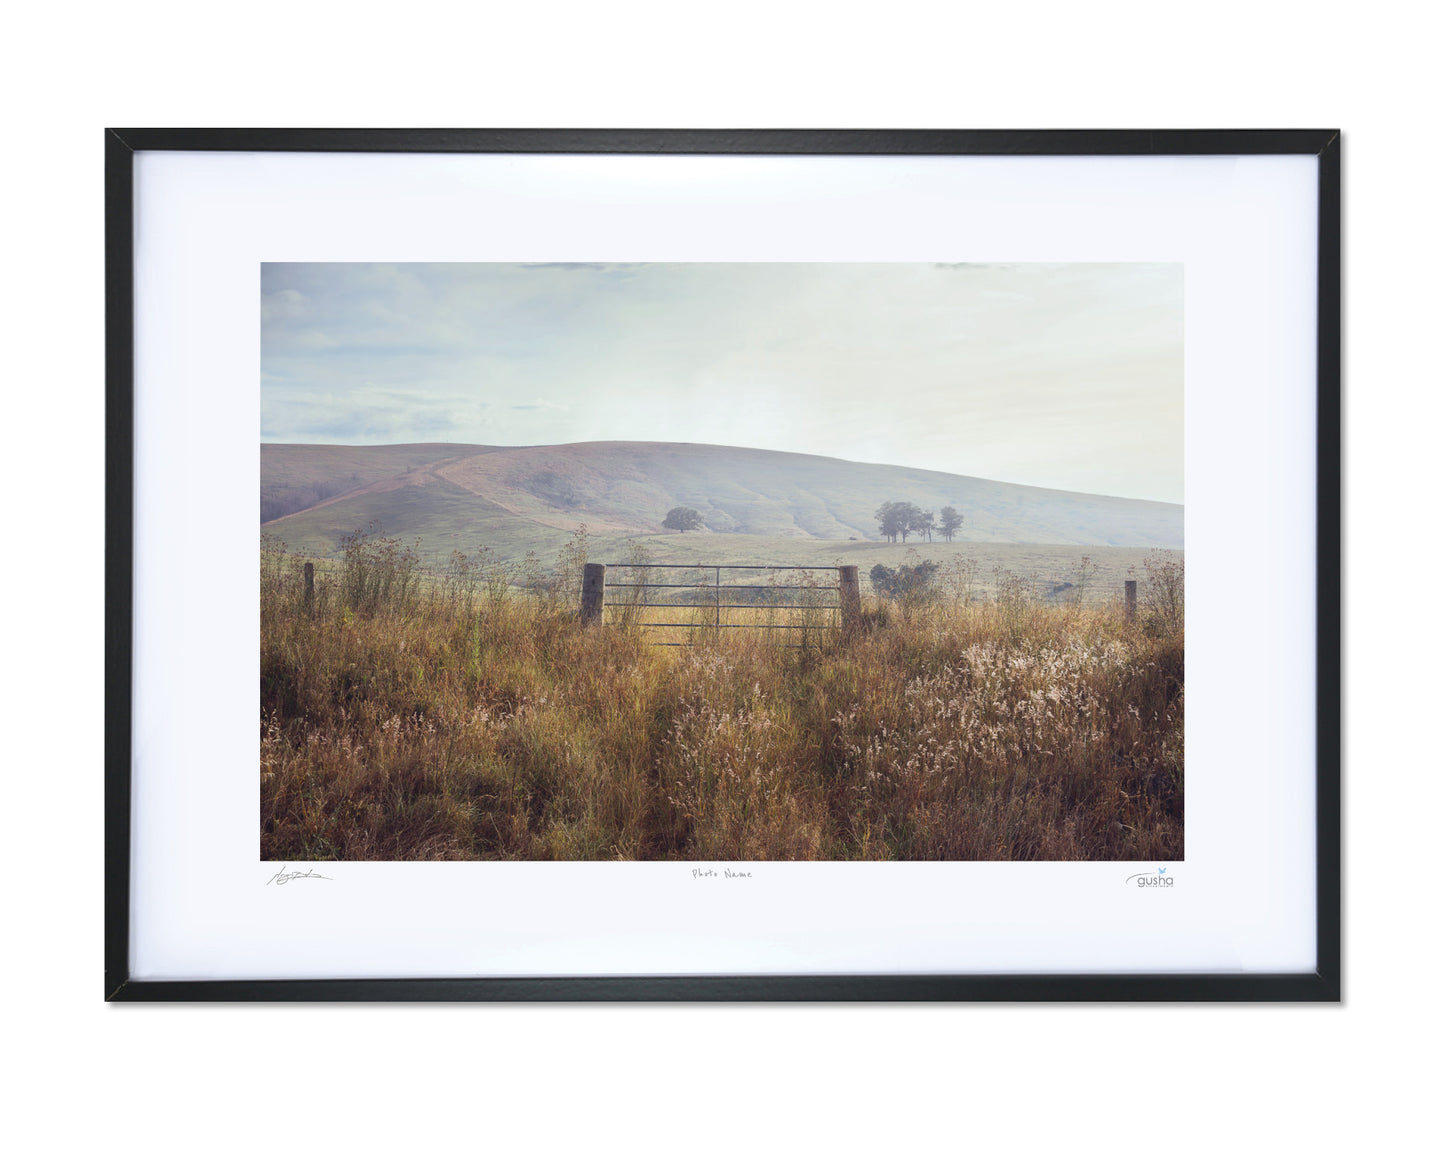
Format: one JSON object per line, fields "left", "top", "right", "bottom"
{"left": 338, "top": 528, "right": 421, "bottom": 616}
{"left": 869, "top": 559, "right": 939, "bottom": 601}
{"left": 1141, "top": 552, "right": 1185, "bottom": 636}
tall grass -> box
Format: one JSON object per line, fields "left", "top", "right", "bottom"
{"left": 261, "top": 532, "right": 1184, "bottom": 861}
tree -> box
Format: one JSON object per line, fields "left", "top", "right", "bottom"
{"left": 662, "top": 506, "right": 703, "bottom": 533}
{"left": 938, "top": 506, "right": 962, "bottom": 542}
{"left": 874, "top": 501, "right": 904, "bottom": 542}
{"left": 913, "top": 510, "right": 935, "bottom": 543}
{"left": 875, "top": 500, "right": 925, "bottom": 543}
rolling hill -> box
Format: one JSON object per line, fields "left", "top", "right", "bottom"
{"left": 260, "top": 442, "right": 496, "bottom": 523}
{"left": 260, "top": 440, "right": 1183, "bottom": 562}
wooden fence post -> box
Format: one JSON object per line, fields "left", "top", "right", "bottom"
{"left": 303, "top": 562, "right": 315, "bottom": 612}
{"left": 1124, "top": 579, "right": 1137, "bottom": 623}
{"left": 580, "top": 562, "right": 605, "bottom": 624}
{"left": 839, "top": 565, "right": 861, "bottom": 635}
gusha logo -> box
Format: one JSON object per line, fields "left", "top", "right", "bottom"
{"left": 1125, "top": 866, "right": 1174, "bottom": 888}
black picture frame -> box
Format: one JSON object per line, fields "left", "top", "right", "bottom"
{"left": 105, "top": 128, "right": 1341, "bottom": 1002}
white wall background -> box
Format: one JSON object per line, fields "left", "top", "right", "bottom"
{"left": 1, "top": 3, "right": 1431, "bottom": 1165}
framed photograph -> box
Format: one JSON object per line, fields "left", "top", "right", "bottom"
{"left": 106, "top": 129, "right": 1340, "bottom": 1001}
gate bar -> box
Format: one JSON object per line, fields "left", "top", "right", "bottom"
{"left": 603, "top": 563, "right": 844, "bottom": 570}
{"left": 605, "top": 601, "right": 840, "bottom": 610}
{"left": 603, "top": 582, "right": 839, "bottom": 590}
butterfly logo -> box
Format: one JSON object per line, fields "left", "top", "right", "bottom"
{"left": 1158, "top": 867, "right": 1167, "bottom": 874}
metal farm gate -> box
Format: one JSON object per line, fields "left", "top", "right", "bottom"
{"left": 579, "top": 562, "right": 861, "bottom": 646}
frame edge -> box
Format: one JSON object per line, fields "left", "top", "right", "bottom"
{"left": 104, "top": 129, "right": 136, "bottom": 1001}
{"left": 104, "top": 127, "right": 1344, "bottom": 1003}
{"left": 1315, "top": 130, "right": 1343, "bottom": 1002}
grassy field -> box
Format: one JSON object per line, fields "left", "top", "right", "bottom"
{"left": 261, "top": 530, "right": 1184, "bottom": 861}
{"left": 265, "top": 527, "right": 1160, "bottom": 607}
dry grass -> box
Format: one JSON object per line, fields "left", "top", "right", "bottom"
{"left": 261, "top": 532, "right": 1183, "bottom": 861}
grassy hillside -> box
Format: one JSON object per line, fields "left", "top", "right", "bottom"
{"left": 260, "top": 442, "right": 496, "bottom": 523}
{"left": 261, "top": 440, "right": 1183, "bottom": 559}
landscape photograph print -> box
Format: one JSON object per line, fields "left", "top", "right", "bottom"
{"left": 261, "top": 262, "right": 1185, "bottom": 862}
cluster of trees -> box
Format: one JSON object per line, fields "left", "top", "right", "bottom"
{"left": 870, "top": 560, "right": 940, "bottom": 599}
{"left": 659, "top": 500, "right": 965, "bottom": 542}
{"left": 874, "top": 501, "right": 963, "bottom": 543}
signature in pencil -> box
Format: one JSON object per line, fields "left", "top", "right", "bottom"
{"left": 266, "top": 865, "right": 333, "bottom": 886}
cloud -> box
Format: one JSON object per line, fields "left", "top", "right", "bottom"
{"left": 260, "top": 288, "right": 309, "bottom": 323}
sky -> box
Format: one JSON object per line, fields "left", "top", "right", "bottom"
{"left": 261, "top": 262, "right": 1184, "bottom": 503}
